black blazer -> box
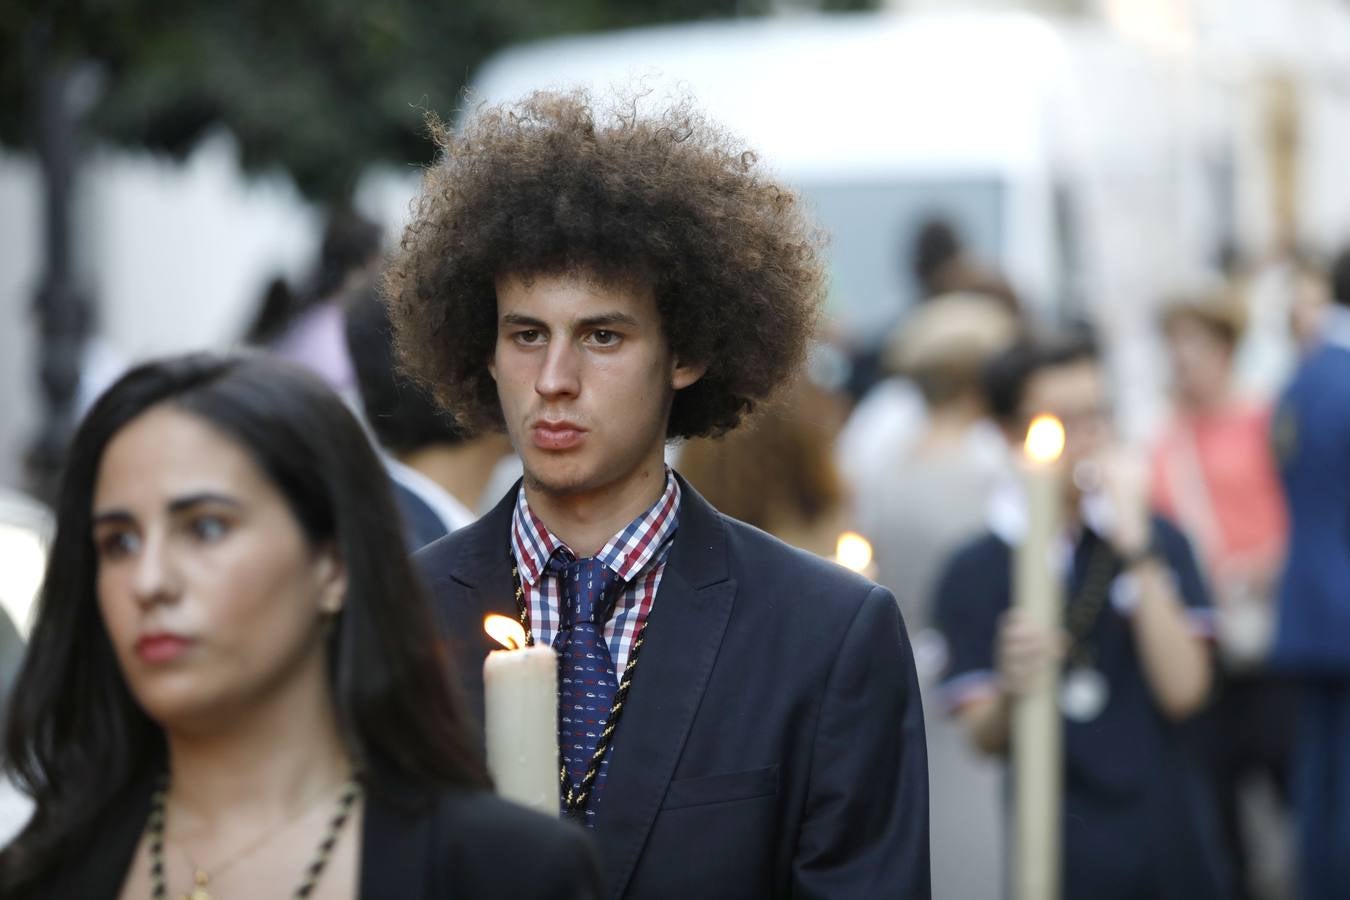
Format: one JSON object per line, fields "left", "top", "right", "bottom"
{"left": 19, "top": 774, "right": 600, "bottom": 899}
{"left": 418, "top": 476, "right": 931, "bottom": 899}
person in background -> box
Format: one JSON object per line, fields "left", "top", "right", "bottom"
{"left": 836, "top": 216, "right": 1019, "bottom": 512}
{"left": 344, "top": 277, "right": 512, "bottom": 550}
{"left": 268, "top": 209, "right": 384, "bottom": 395}
{"left": 1287, "top": 249, "right": 1333, "bottom": 353}
{"left": 860, "top": 292, "right": 1019, "bottom": 631}
{"left": 910, "top": 217, "right": 1020, "bottom": 310}
{"left": 677, "top": 379, "right": 850, "bottom": 558}
{"left": 934, "top": 334, "right": 1231, "bottom": 900}
{"left": 855, "top": 291, "right": 1018, "bottom": 900}
{"left": 1151, "top": 290, "right": 1295, "bottom": 900}
{"left": 0, "top": 354, "right": 599, "bottom": 899}
{"left": 1269, "top": 247, "right": 1350, "bottom": 900}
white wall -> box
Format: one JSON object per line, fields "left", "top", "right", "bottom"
{"left": 0, "top": 132, "right": 333, "bottom": 492}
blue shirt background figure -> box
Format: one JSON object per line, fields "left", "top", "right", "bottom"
{"left": 1269, "top": 249, "right": 1350, "bottom": 900}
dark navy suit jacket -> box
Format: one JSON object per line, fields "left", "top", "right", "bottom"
{"left": 416, "top": 475, "right": 931, "bottom": 899}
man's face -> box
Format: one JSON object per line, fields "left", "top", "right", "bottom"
{"left": 1016, "top": 360, "right": 1113, "bottom": 481}
{"left": 489, "top": 271, "right": 705, "bottom": 500}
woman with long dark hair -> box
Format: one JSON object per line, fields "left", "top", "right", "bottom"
{"left": 0, "top": 353, "right": 598, "bottom": 899}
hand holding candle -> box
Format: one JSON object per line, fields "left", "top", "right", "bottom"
{"left": 483, "top": 614, "right": 559, "bottom": 816}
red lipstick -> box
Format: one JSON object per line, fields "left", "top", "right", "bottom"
{"left": 135, "top": 633, "right": 195, "bottom": 664}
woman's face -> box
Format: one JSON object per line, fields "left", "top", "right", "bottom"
{"left": 92, "top": 404, "right": 345, "bottom": 733}
{"left": 1165, "top": 316, "right": 1233, "bottom": 406}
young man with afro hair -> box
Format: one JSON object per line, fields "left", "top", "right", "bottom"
{"left": 388, "top": 90, "right": 929, "bottom": 899}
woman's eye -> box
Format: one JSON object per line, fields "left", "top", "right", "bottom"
{"left": 97, "top": 531, "right": 139, "bottom": 560}
{"left": 189, "top": 516, "right": 229, "bottom": 542}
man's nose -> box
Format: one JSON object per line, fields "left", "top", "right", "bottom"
{"left": 535, "top": 339, "right": 581, "bottom": 399}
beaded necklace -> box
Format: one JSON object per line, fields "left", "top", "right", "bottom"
{"left": 145, "top": 775, "right": 361, "bottom": 900}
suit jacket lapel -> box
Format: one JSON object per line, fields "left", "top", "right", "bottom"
{"left": 434, "top": 485, "right": 521, "bottom": 725}
{"left": 591, "top": 477, "right": 736, "bottom": 899}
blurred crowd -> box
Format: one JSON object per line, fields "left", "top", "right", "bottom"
{"left": 675, "top": 221, "right": 1346, "bottom": 900}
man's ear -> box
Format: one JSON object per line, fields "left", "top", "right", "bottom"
{"left": 671, "top": 357, "right": 708, "bottom": 391}
{"left": 487, "top": 351, "right": 498, "bottom": 382}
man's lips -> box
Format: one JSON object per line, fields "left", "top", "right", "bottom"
{"left": 531, "top": 421, "right": 586, "bottom": 451}
{"left": 135, "top": 633, "right": 195, "bottom": 664}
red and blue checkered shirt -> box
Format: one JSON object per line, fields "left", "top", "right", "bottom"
{"left": 510, "top": 469, "right": 681, "bottom": 676}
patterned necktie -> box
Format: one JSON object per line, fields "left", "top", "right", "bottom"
{"left": 549, "top": 550, "right": 621, "bottom": 820}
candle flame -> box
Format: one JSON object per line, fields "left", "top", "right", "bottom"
{"left": 1024, "top": 415, "right": 1066, "bottom": 464}
{"left": 484, "top": 614, "right": 528, "bottom": 650}
{"left": 835, "top": 532, "right": 874, "bottom": 573}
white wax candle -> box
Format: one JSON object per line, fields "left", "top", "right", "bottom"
{"left": 483, "top": 641, "right": 559, "bottom": 816}
{"left": 1013, "top": 415, "right": 1065, "bottom": 900}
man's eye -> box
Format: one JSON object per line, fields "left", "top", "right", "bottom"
{"left": 515, "top": 329, "right": 544, "bottom": 345}
{"left": 189, "top": 516, "right": 229, "bottom": 542}
{"left": 590, "top": 330, "right": 619, "bottom": 346}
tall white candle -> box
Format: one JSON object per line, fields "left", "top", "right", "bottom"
{"left": 1013, "top": 414, "right": 1066, "bottom": 900}
{"left": 483, "top": 615, "right": 559, "bottom": 816}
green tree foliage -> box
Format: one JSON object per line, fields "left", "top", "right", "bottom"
{"left": 2, "top": 0, "right": 875, "bottom": 203}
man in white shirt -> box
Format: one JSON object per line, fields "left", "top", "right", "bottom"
{"left": 343, "top": 277, "right": 511, "bottom": 549}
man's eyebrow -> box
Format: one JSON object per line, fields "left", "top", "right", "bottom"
{"left": 578, "top": 312, "right": 640, "bottom": 329}
{"left": 500, "top": 312, "right": 641, "bottom": 329}
{"left": 501, "top": 313, "right": 548, "bottom": 328}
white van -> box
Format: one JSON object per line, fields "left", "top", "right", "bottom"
{"left": 469, "top": 9, "right": 1350, "bottom": 433}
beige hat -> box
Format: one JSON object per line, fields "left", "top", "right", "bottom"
{"left": 886, "top": 291, "right": 1021, "bottom": 377}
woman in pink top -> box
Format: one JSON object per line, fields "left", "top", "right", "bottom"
{"left": 1152, "top": 291, "right": 1294, "bottom": 900}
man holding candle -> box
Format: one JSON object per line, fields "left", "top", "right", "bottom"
{"left": 933, "top": 335, "right": 1231, "bottom": 899}
{"left": 385, "top": 89, "right": 930, "bottom": 899}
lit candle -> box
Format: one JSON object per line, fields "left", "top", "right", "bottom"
{"left": 1013, "top": 414, "right": 1066, "bottom": 900}
{"left": 834, "top": 531, "right": 877, "bottom": 580}
{"left": 482, "top": 614, "right": 558, "bottom": 815}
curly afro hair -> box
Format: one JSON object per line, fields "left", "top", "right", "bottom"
{"left": 383, "top": 88, "right": 825, "bottom": 439}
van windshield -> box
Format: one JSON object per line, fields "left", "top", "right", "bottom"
{"left": 801, "top": 176, "right": 1005, "bottom": 344}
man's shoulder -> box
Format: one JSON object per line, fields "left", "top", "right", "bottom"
{"left": 932, "top": 531, "right": 1010, "bottom": 615}
{"left": 942, "top": 529, "right": 1009, "bottom": 573}
{"left": 714, "top": 512, "right": 891, "bottom": 614}
{"left": 412, "top": 508, "right": 503, "bottom": 585}
{"left": 1292, "top": 343, "right": 1350, "bottom": 397}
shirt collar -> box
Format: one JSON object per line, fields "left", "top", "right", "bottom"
{"left": 986, "top": 475, "right": 1115, "bottom": 548}
{"left": 511, "top": 469, "right": 681, "bottom": 586}
{"left": 382, "top": 454, "right": 476, "bottom": 532}
{"left": 1323, "top": 305, "right": 1350, "bottom": 353}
